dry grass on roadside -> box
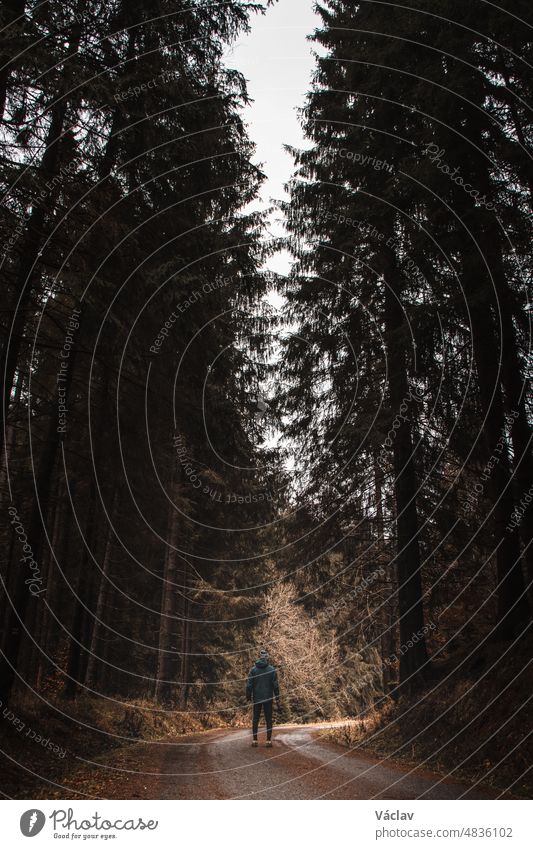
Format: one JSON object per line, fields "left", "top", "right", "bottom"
{"left": 324, "top": 638, "right": 533, "bottom": 798}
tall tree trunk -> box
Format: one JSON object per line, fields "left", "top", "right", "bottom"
{"left": 155, "top": 479, "right": 181, "bottom": 704}
{"left": 33, "top": 478, "right": 69, "bottom": 691}
{"left": 84, "top": 488, "right": 118, "bottom": 689}
{"left": 97, "top": 21, "right": 137, "bottom": 183}
{"left": 453, "top": 115, "right": 532, "bottom": 636}
{"left": 0, "top": 340, "right": 77, "bottom": 704}
{"left": 0, "top": 369, "right": 22, "bottom": 499}
{"left": 462, "top": 254, "right": 530, "bottom": 639}
{"left": 179, "top": 558, "right": 191, "bottom": 708}
{"left": 26, "top": 472, "right": 63, "bottom": 688}
{"left": 63, "top": 368, "right": 111, "bottom": 698}
{"left": 480, "top": 216, "right": 533, "bottom": 610}
{"left": 373, "top": 451, "right": 385, "bottom": 542}
{"left": 382, "top": 243, "right": 428, "bottom": 687}
{"left": 64, "top": 477, "right": 99, "bottom": 699}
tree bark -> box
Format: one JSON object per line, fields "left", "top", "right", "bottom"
{"left": 155, "top": 477, "right": 181, "bottom": 704}
{"left": 0, "top": 338, "right": 77, "bottom": 704}
{"left": 63, "top": 477, "right": 99, "bottom": 699}
{"left": 382, "top": 242, "right": 428, "bottom": 687}
{"left": 452, "top": 111, "right": 532, "bottom": 637}
{"left": 84, "top": 488, "right": 118, "bottom": 689}
{"left": 461, "top": 251, "right": 530, "bottom": 639}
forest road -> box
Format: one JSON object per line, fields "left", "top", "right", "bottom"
{"left": 69, "top": 723, "right": 498, "bottom": 800}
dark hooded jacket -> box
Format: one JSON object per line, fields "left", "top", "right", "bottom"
{"left": 246, "top": 657, "right": 280, "bottom": 704}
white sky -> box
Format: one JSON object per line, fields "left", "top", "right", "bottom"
{"left": 225, "top": 0, "right": 321, "bottom": 278}
{"left": 224, "top": 1, "right": 321, "bottom": 460}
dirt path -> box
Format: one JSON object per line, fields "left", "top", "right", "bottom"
{"left": 35, "top": 723, "right": 501, "bottom": 800}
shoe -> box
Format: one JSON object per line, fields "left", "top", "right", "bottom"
{"left": 266, "top": 740, "right": 273, "bottom": 748}
{"left": 251, "top": 740, "right": 258, "bottom": 747}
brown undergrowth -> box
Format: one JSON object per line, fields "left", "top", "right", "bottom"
{"left": 0, "top": 691, "right": 243, "bottom": 797}
{"left": 325, "top": 635, "right": 533, "bottom": 798}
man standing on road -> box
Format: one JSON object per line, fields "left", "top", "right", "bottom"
{"left": 246, "top": 649, "right": 280, "bottom": 747}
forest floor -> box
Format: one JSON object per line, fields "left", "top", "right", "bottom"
{"left": 326, "top": 636, "right": 533, "bottom": 799}
{"left": 1, "top": 722, "right": 506, "bottom": 800}
{"left": 1, "top": 639, "right": 530, "bottom": 799}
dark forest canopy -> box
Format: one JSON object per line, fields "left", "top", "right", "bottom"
{"left": 0, "top": 0, "right": 280, "bottom": 710}
{"left": 279, "top": 0, "right": 533, "bottom": 681}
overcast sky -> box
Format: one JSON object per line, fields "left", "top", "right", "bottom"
{"left": 225, "top": 0, "right": 321, "bottom": 277}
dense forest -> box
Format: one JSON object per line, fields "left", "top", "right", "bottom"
{"left": 0, "top": 0, "right": 532, "bottom": 799}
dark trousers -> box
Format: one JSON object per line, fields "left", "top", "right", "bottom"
{"left": 252, "top": 699, "right": 273, "bottom": 739}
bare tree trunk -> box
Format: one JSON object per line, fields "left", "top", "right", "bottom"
{"left": 468, "top": 297, "right": 530, "bottom": 639}
{"left": 33, "top": 479, "right": 68, "bottom": 691}
{"left": 0, "top": 369, "right": 23, "bottom": 501}
{"left": 85, "top": 488, "right": 118, "bottom": 689}
{"left": 27, "top": 473, "right": 63, "bottom": 689}
{"left": 382, "top": 243, "right": 428, "bottom": 688}
{"left": 373, "top": 451, "right": 385, "bottom": 542}
{"left": 155, "top": 478, "right": 181, "bottom": 704}
{"left": 179, "top": 558, "right": 191, "bottom": 708}
{"left": 64, "top": 478, "right": 99, "bottom": 699}
{"left": 480, "top": 223, "right": 533, "bottom": 611}
{"left": 0, "top": 338, "right": 77, "bottom": 704}
{"left": 455, "top": 114, "right": 532, "bottom": 638}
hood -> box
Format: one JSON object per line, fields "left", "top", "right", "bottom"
{"left": 255, "top": 658, "right": 269, "bottom": 668}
